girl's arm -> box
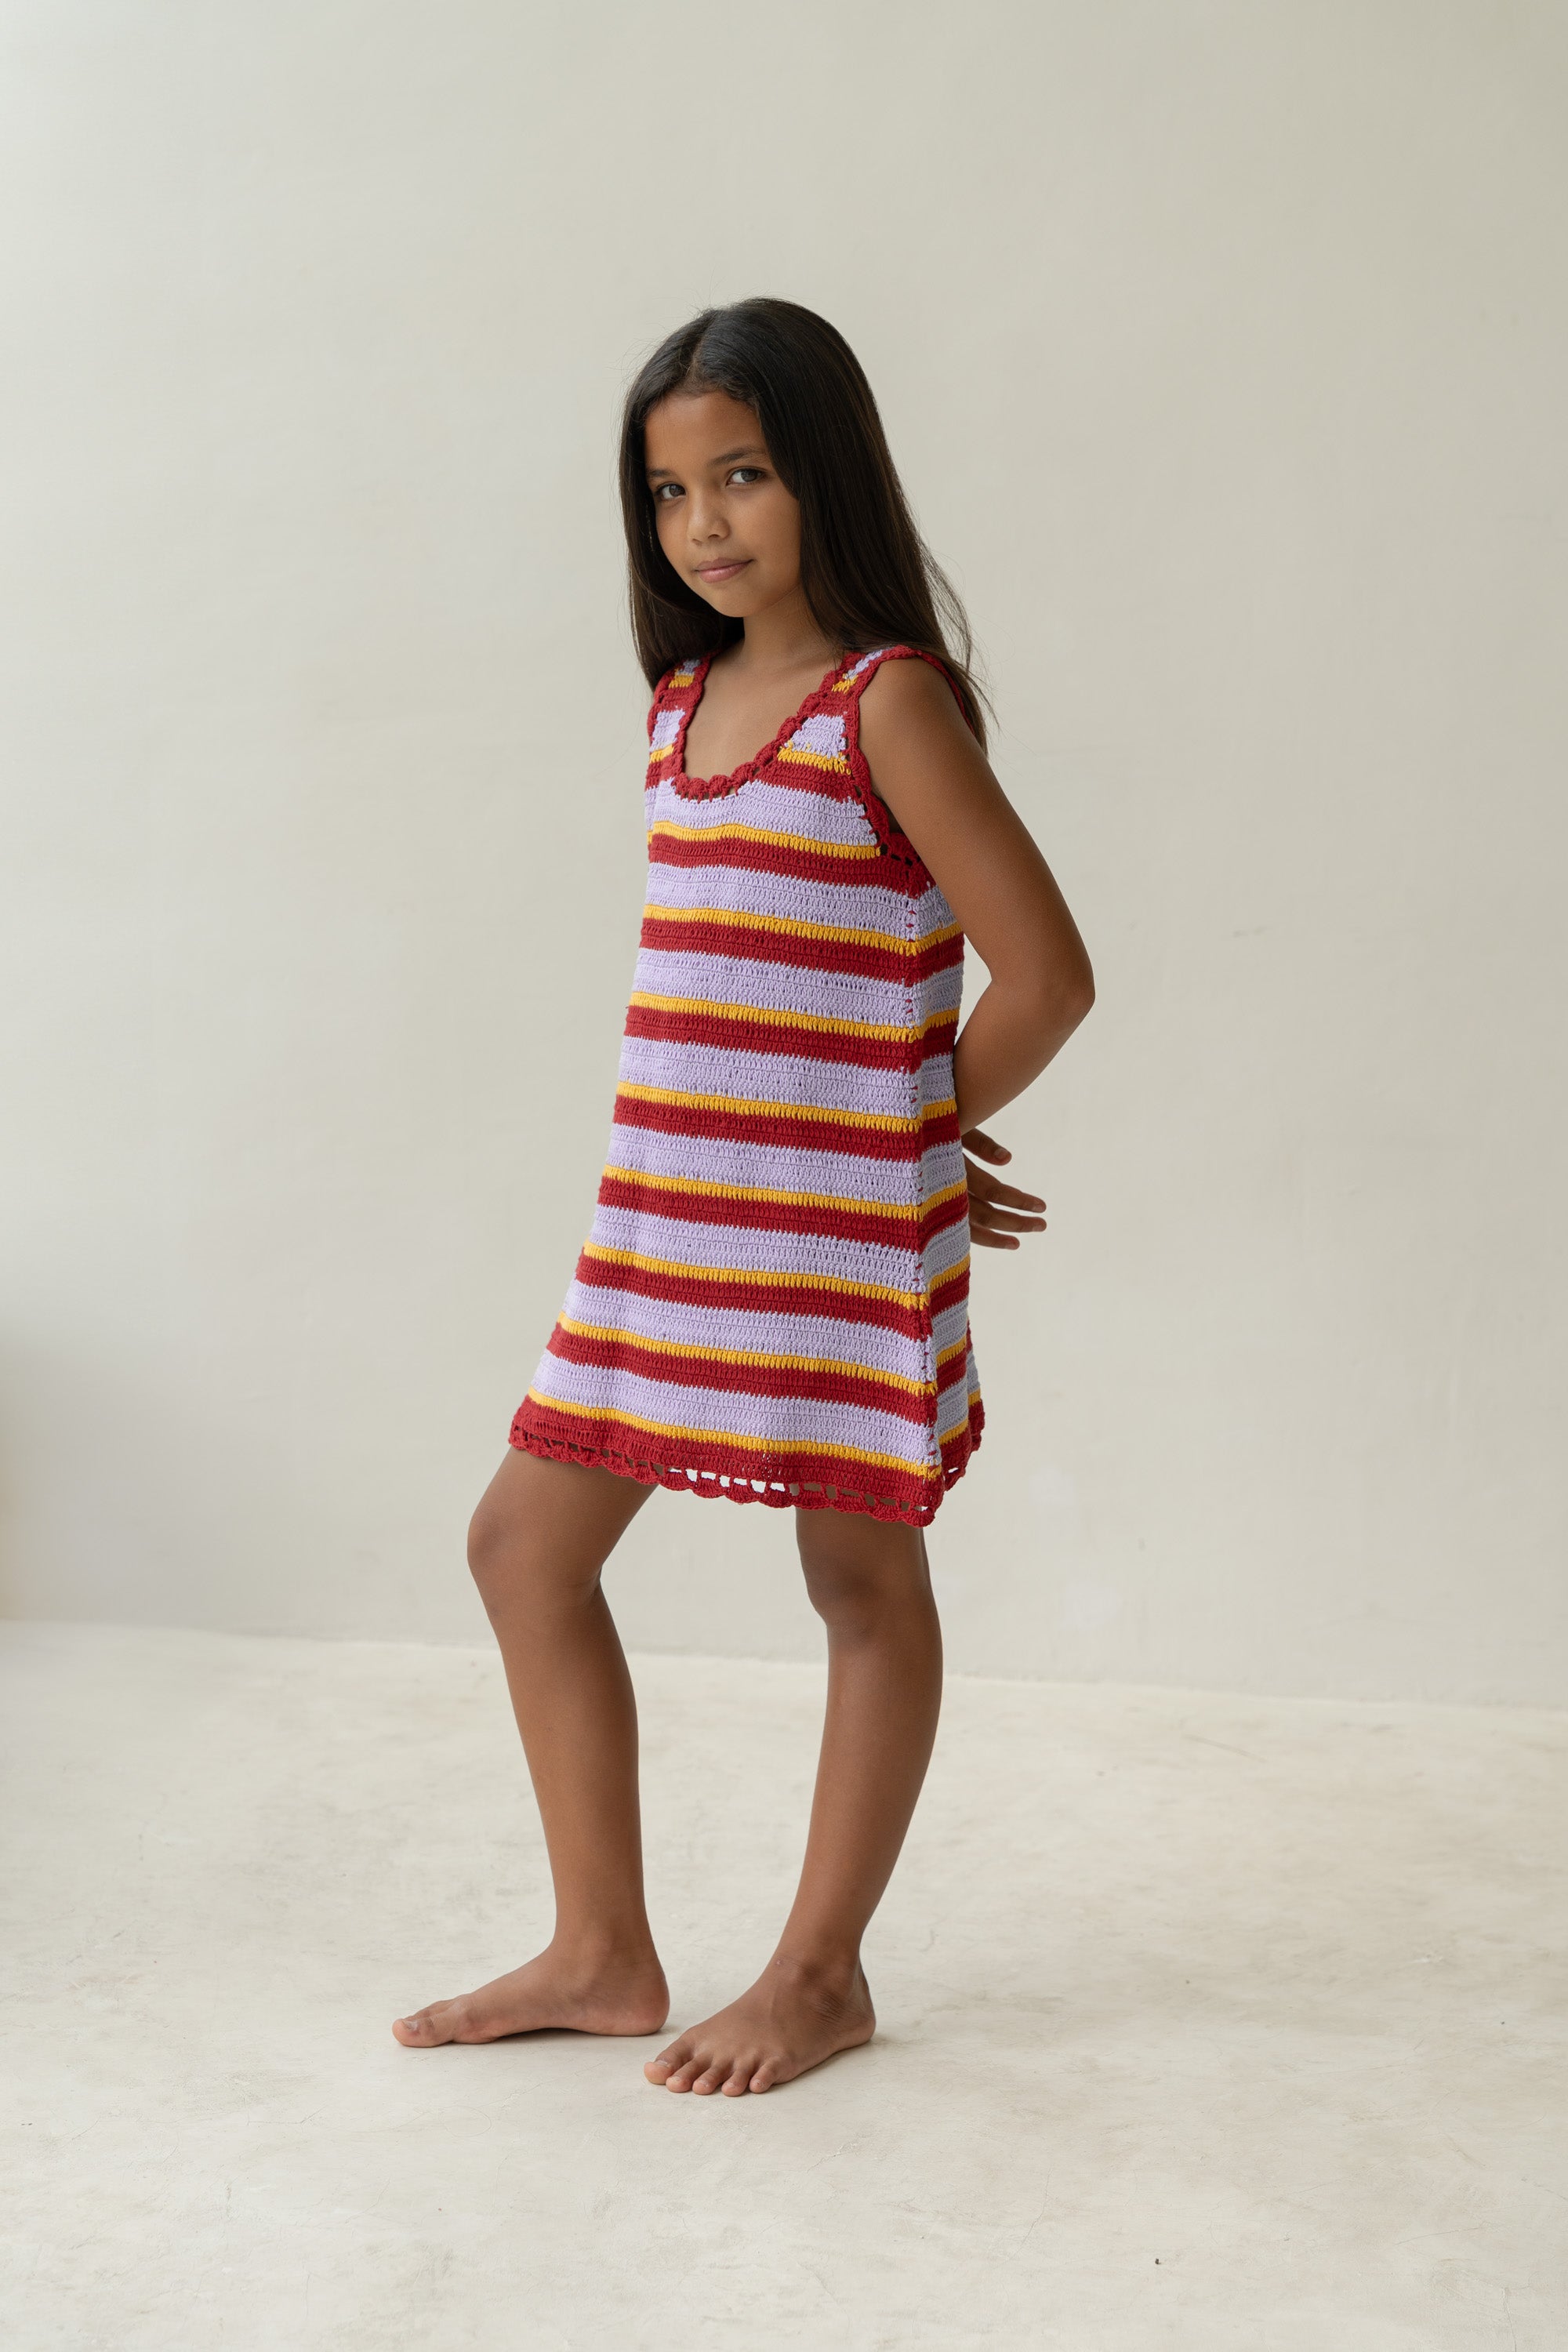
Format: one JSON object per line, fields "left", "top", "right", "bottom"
{"left": 858, "top": 658, "right": 1095, "bottom": 1247}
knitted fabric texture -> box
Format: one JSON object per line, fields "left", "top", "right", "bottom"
{"left": 508, "top": 643, "right": 984, "bottom": 1526}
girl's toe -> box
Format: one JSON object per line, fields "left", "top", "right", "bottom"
{"left": 721, "top": 2063, "right": 754, "bottom": 2096}
{"left": 691, "top": 2064, "right": 728, "bottom": 2095}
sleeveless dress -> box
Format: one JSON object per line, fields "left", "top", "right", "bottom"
{"left": 507, "top": 644, "right": 984, "bottom": 1527}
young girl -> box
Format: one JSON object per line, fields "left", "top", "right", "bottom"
{"left": 394, "top": 299, "right": 1094, "bottom": 2095}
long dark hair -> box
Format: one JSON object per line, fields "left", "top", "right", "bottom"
{"left": 618, "top": 299, "right": 989, "bottom": 746}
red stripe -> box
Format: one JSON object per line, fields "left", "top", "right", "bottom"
{"left": 920, "top": 1189, "right": 971, "bottom": 1247}
{"left": 638, "top": 913, "right": 963, "bottom": 985}
{"left": 748, "top": 757, "right": 855, "bottom": 799}
{"left": 595, "top": 1171, "right": 965, "bottom": 1250}
{"left": 544, "top": 1324, "right": 934, "bottom": 1422}
{"left": 612, "top": 1091, "right": 960, "bottom": 1161}
{"left": 648, "top": 829, "right": 926, "bottom": 895}
{"left": 623, "top": 1000, "right": 957, "bottom": 1070}
{"left": 597, "top": 1173, "right": 913, "bottom": 1245}
{"left": 930, "top": 1261, "right": 971, "bottom": 1317}
{"left": 572, "top": 1250, "right": 931, "bottom": 1338}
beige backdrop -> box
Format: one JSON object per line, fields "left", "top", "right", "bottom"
{"left": 2, "top": 2, "right": 1564, "bottom": 1701}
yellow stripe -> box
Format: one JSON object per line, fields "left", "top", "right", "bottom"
{"left": 629, "top": 990, "right": 953, "bottom": 1042}
{"left": 647, "top": 742, "right": 676, "bottom": 762}
{"left": 580, "top": 1242, "right": 925, "bottom": 1310}
{"left": 773, "top": 745, "right": 849, "bottom": 774}
{"left": 603, "top": 1163, "right": 967, "bottom": 1220}
{"left": 648, "top": 819, "right": 880, "bottom": 861}
{"left": 525, "top": 1388, "right": 929, "bottom": 1475}
{"left": 641, "top": 903, "right": 961, "bottom": 955}
{"left": 614, "top": 1082, "right": 957, "bottom": 1131}
{"left": 557, "top": 1316, "right": 929, "bottom": 1395}
{"left": 604, "top": 1164, "right": 920, "bottom": 1218}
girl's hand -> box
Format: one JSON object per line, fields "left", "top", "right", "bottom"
{"left": 961, "top": 1127, "right": 1047, "bottom": 1251}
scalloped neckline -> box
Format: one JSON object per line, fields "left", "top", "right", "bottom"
{"left": 670, "top": 648, "right": 851, "bottom": 800}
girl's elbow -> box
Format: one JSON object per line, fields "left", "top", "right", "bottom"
{"left": 1037, "top": 951, "right": 1094, "bottom": 1036}
{"left": 993, "top": 949, "right": 1094, "bottom": 1040}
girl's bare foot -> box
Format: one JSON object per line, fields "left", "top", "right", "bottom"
{"left": 394, "top": 1940, "right": 669, "bottom": 2047}
{"left": 644, "top": 1953, "right": 875, "bottom": 2095}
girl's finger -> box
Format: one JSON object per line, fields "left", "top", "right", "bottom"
{"left": 970, "top": 1175, "right": 1047, "bottom": 1211}
{"left": 960, "top": 1127, "right": 1011, "bottom": 1163}
{"left": 972, "top": 1207, "right": 1047, "bottom": 1234}
{"left": 970, "top": 1192, "right": 1047, "bottom": 1225}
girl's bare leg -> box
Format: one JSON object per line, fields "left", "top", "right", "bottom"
{"left": 644, "top": 1503, "right": 943, "bottom": 2095}
{"left": 394, "top": 1447, "right": 668, "bottom": 2046}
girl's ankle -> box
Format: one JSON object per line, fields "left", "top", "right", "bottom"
{"left": 765, "top": 1944, "right": 864, "bottom": 1993}
{"left": 549, "top": 1926, "right": 663, "bottom": 1973}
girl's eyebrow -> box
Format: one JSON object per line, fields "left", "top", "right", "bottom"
{"left": 646, "top": 445, "right": 768, "bottom": 481}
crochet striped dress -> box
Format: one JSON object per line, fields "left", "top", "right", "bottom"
{"left": 508, "top": 643, "right": 983, "bottom": 1526}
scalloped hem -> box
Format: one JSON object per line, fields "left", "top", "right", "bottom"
{"left": 506, "top": 1414, "right": 983, "bottom": 1530}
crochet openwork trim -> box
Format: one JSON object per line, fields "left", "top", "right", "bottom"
{"left": 510, "top": 1407, "right": 984, "bottom": 1529}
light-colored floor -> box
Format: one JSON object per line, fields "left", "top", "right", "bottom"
{"left": 4, "top": 1624, "right": 1566, "bottom": 2351}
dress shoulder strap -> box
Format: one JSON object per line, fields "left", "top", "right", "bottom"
{"left": 645, "top": 655, "right": 706, "bottom": 785}
{"left": 834, "top": 644, "right": 973, "bottom": 865}
{"left": 833, "top": 642, "right": 971, "bottom": 720}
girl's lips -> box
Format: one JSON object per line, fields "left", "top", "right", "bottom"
{"left": 695, "top": 560, "right": 750, "bottom": 583}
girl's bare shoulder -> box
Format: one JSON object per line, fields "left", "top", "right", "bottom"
{"left": 857, "top": 652, "right": 993, "bottom": 804}
{"left": 858, "top": 648, "right": 971, "bottom": 724}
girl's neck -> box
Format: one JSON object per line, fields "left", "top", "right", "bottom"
{"left": 722, "top": 589, "right": 839, "bottom": 680}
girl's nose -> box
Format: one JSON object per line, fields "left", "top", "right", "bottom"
{"left": 686, "top": 492, "right": 727, "bottom": 542}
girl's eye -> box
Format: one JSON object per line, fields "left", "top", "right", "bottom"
{"left": 652, "top": 482, "right": 682, "bottom": 503}
{"left": 728, "top": 466, "right": 764, "bottom": 486}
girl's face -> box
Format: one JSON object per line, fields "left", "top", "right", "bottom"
{"left": 644, "top": 390, "right": 802, "bottom": 622}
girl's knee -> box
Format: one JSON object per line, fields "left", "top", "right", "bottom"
{"left": 466, "top": 1497, "right": 597, "bottom": 1619}
{"left": 797, "top": 1518, "right": 931, "bottom": 1632}
{"left": 465, "top": 1502, "right": 517, "bottom": 1617}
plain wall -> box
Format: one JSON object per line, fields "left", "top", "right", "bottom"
{"left": 2, "top": 1, "right": 1565, "bottom": 1701}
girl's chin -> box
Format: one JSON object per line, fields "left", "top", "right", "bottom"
{"left": 691, "top": 577, "right": 774, "bottom": 615}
